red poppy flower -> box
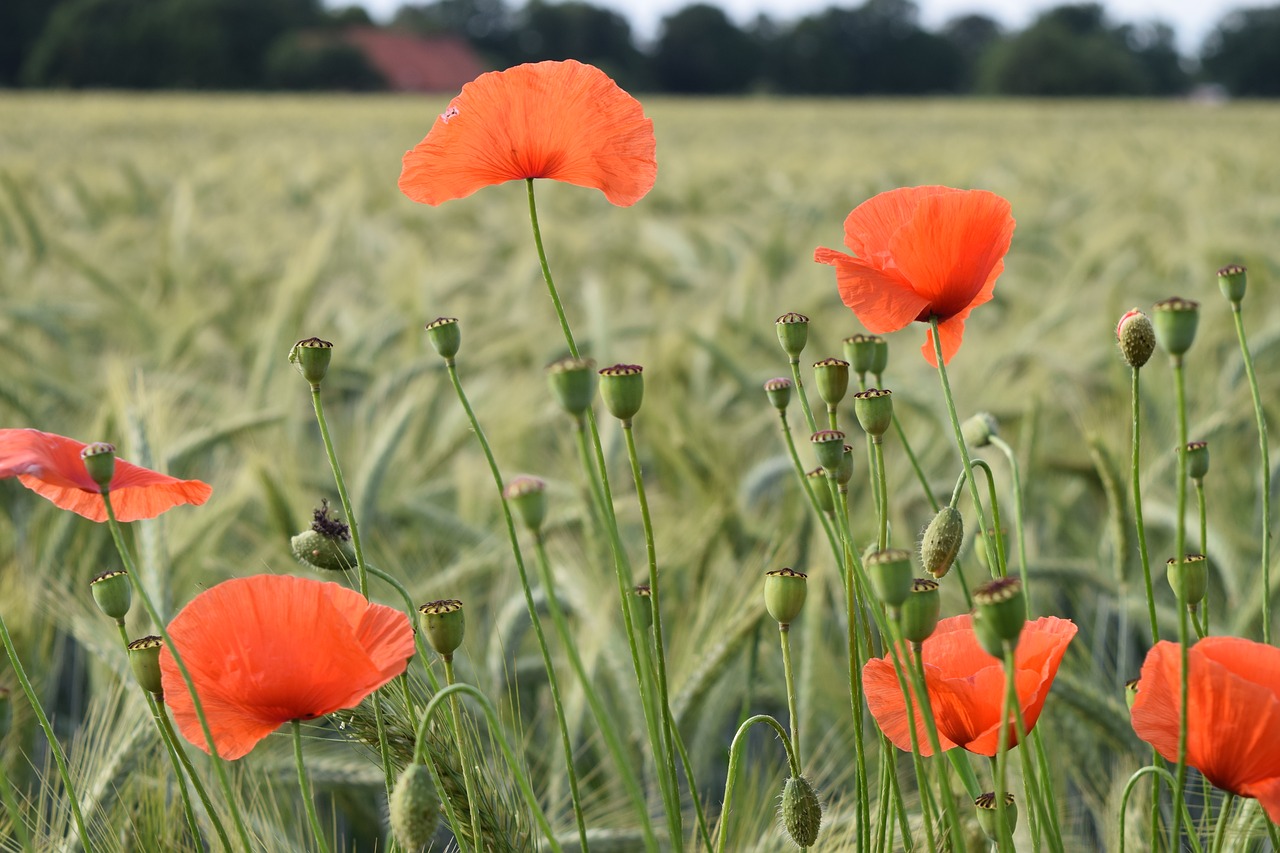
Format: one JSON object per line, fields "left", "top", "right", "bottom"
{"left": 161, "top": 575, "right": 415, "bottom": 760}
{"left": 863, "top": 614, "right": 1076, "bottom": 756}
{"left": 399, "top": 59, "right": 657, "bottom": 207}
{"left": 0, "top": 428, "right": 212, "bottom": 523}
{"left": 1131, "top": 637, "right": 1280, "bottom": 821}
{"left": 814, "top": 186, "right": 1015, "bottom": 366}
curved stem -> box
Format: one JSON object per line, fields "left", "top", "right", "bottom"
{"left": 789, "top": 358, "right": 820, "bottom": 437}
{"left": 291, "top": 721, "right": 331, "bottom": 853}
{"left": 443, "top": 659, "right": 484, "bottom": 853}
{"left": 990, "top": 436, "right": 1029, "bottom": 605}
{"left": 1231, "top": 305, "right": 1271, "bottom": 644}
{"left": 0, "top": 731, "right": 31, "bottom": 852}
{"left": 715, "top": 714, "right": 798, "bottom": 853}
{"left": 971, "top": 460, "right": 1008, "bottom": 580}
{"left": 1118, "top": 766, "right": 1181, "bottom": 853}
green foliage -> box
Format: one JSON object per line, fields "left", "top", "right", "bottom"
{"left": 1201, "top": 5, "right": 1280, "bottom": 96}
{"left": 654, "top": 4, "right": 762, "bottom": 93}
{"left": 263, "top": 32, "right": 386, "bottom": 91}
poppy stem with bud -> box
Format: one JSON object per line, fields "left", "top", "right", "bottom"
{"left": 715, "top": 714, "right": 801, "bottom": 853}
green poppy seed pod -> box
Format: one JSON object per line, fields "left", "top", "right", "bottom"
{"left": 290, "top": 528, "right": 356, "bottom": 573}
{"left": 504, "top": 476, "right": 547, "bottom": 533}
{"left": 599, "top": 363, "right": 644, "bottom": 422}
{"left": 289, "top": 336, "right": 333, "bottom": 386}
{"left": 80, "top": 442, "right": 116, "bottom": 490}
{"left": 764, "top": 377, "right": 792, "bottom": 411}
{"left": 776, "top": 312, "right": 810, "bottom": 358}
{"left": 780, "top": 775, "right": 823, "bottom": 848}
{"left": 843, "top": 334, "right": 877, "bottom": 377}
{"left": 1186, "top": 441, "right": 1209, "bottom": 481}
{"left": 127, "top": 636, "right": 164, "bottom": 697}
{"left": 547, "top": 357, "right": 598, "bottom": 417}
{"left": 973, "top": 527, "right": 1008, "bottom": 573}
{"left": 90, "top": 569, "right": 132, "bottom": 621}
{"left": 921, "top": 506, "right": 964, "bottom": 578}
{"left": 0, "top": 687, "right": 10, "bottom": 740}
{"left": 425, "top": 316, "right": 461, "bottom": 360}
{"left": 764, "top": 568, "right": 808, "bottom": 625}
{"left": 1124, "top": 677, "right": 1140, "bottom": 711}
{"left": 1152, "top": 297, "right": 1200, "bottom": 358}
{"left": 835, "top": 444, "right": 854, "bottom": 486}
{"left": 866, "top": 549, "right": 913, "bottom": 609}
{"left": 1116, "top": 309, "right": 1156, "bottom": 369}
{"left": 810, "top": 430, "right": 845, "bottom": 472}
{"left": 974, "top": 792, "right": 1017, "bottom": 842}
{"left": 632, "top": 583, "right": 653, "bottom": 632}
{"left": 868, "top": 336, "right": 888, "bottom": 376}
{"left": 418, "top": 599, "right": 465, "bottom": 659}
{"left": 1166, "top": 554, "right": 1208, "bottom": 606}
{"left": 389, "top": 763, "right": 442, "bottom": 850}
{"left": 972, "top": 577, "right": 1026, "bottom": 653}
{"left": 961, "top": 412, "right": 998, "bottom": 449}
{"left": 901, "top": 578, "right": 941, "bottom": 643}
{"left": 1218, "top": 263, "right": 1247, "bottom": 304}
{"left": 853, "top": 388, "right": 893, "bottom": 439}
{"left": 813, "top": 357, "right": 850, "bottom": 408}
{"left": 806, "top": 468, "right": 835, "bottom": 514}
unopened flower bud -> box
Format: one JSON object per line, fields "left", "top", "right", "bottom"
{"left": 1218, "top": 264, "right": 1247, "bottom": 304}
{"left": 972, "top": 577, "right": 1026, "bottom": 656}
{"left": 810, "top": 430, "right": 845, "bottom": 471}
{"left": 921, "top": 506, "right": 964, "bottom": 578}
{"left": 425, "top": 317, "right": 461, "bottom": 360}
{"left": 1116, "top": 309, "right": 1156, "bottom": 369}
{"left": 599, "top": 364, "right": 644, "bottom": 422}
{"left": 780, "top": 775, "right": 822, "bottom": 848}
{"left": 80, "top": 442, "right": 116, "bottom": 490}
{"left": 806, "top": 468, "right": 834, "bottom": 514}
{"left": 1166, "top": 554, "right": 1208, "bottom": 606}
{"left": 418, "top": 600, "right": 465, "bottom": 659}
{"left": 764, "top": 377, "right": 792, "bottom": 411}
{"left": 974, "top": 792, "right": 1017, "bottom": 842}
{"left": 390, "top": 764, "right": 442, "bottom": 849}
{"left": 813, "top": 358, "right": 850, "bottom": 407}
{"left": 90, "top": 569, "right": 132, "bottom": 621}
{"left": 128, "top": 636, "right": 164, "bottom": 696}
{"left": 901, "top": 578, "right": 941, "bottom": 643}
{"left": 866, "top": 549, "right": 913, "bottom": 609}
{"left": 504, "top": 477, "right": 547, "bottom": 533}
{"left": 1152, "top": 297, "right": 1199, "bottom": 358}
{"left": 547, "top": 357, "right": 597, "bottom": 417}
{"left": 961, "top": 412, "right": 998, "bottom": 448}
{"left": 853, "top": 388, "right": 893, "bottom": 439}
{"left": 289, "top": 337, "right": 333, "bottom": 386}
{"left": 776, "top": 312, "right": 809, "bottom": 358}
{"left": 1186, "top": 441, "right": 1209, "bottom": 481}
{"left": 764, "top": 569, "right": 808, "bottom": 625}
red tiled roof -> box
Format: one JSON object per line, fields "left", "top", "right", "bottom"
{"left": 343, "top": 27, "right": 487, "bottom": 92}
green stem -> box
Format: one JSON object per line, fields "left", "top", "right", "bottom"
{"left": 1117, "top": 765, "right": 1196, "bottom": 853}
{"left": 1130, "top": 368, "right": 1159, "bottom": 645}
{"left": 1210, "top": 793, "right": 1236, "bottom": 853}
{"left": 873, "top": 438, "right": 889, "bottom": 551}
{"left": 881, "top": 627, "right": 935, "bottom": 852}
{"left": 777, "top": 409, "right": 841, "bottom": 561}
{"left": 414, "top": 683, "right": 565, "bottom": 853}
{"left": 1195, "top": 479, "right": 1208, "bottom": 633}
{"left": 1231, "top": 305, "right": 1271, "bottom": 644}
{"left": 789, "top": 358, "right": 820, "bottom": 437}
{"left": 994, "top": 645, "right": 1016, "bottom": 853}
{"left": 832, "top": 479, "right": 870, "bottom": 845}
{"left": 155, "top": 699, "right": 232, "bottom": 853}
{"left": 899, "top": 621, "right": 964, "bottom": 850}
{"left": 1172, "top": 355, "right": 1191, "bottom": 847}
{"left": 0, "top": 728, "right": 31, "bottom": 852}
{"left": 291, "top": 721, "right": 331, "bottom": 853}
{"left": 363, "top": 564, "right": 440, "bottom": 690}
{"left": 443, "top": 658, "right": 484, "bottom": 853}
{"left": 779, "top": 624, "right": 802, "bottom": 769}
{"left": 715, "top": 714, "right": 798, "bottom": 853}
{"left": 972, "top": 460, "right": 1008, "bottom": 580}
{"left": 990, "top": 436, "right": 1030, "bottom": 606}
{"left": 102, "top": 496, "right": 253, "bottom": 851}
{"left": 146, "top": 691, "right": 204, "bottom": 849}
{"left": 669, "top": 722, "right": 714, "bottom": 851}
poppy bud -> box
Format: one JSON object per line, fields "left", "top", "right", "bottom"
{"left": 425, "top": 317, "right": 461, "bottom": 360}
{"left": 80, "top": 442, "right": 116, "bottom": 491}
{"left": 972, "top": 577, "right": 1026, "bottom": 657}
{"left": 418, "top": 600, "right": 465, "bottom": 659}
{"left": 810, "top": 430, "right": 845, "bottom": 471}
{"left": 776, "top": 312, "right": 810, "bottom": 358}
{"left": 504, "top": 476, "right": 547, "bottom": 533}
{"left": 128, "top": 636, "right": 164, "bottom": 697}
{"left": 973, "top": 527, "right": 1008, "bottom": 573}
{"left": 1166, "top": 554, "right": 1208, "bottom": 606}
{"left": 853, "top": 388, "right": 893, "bottom": 439}
{"left": 961, "top": 412, "right": 998, "bottom": 449}
{"left": 0, "top": 687, "right": 10, "bottom": 740}
{"left": 599, "top": 364, "right": 644, "bottom": 422}
{"left": 780, "top": 775, "right": 822, "bottom": 848}
{"left": 1116, "top": 309, "right": 1156, "bottom": 369}
{"left": 1217, "top": 264, "right": 1247, "bottom": 304}
{"left": 843, "top": 333, "right": 886, "bottom": 378}
{"left": 1124, "top": 677, "right": 1140, "bottom": 711}
{"left": 764, "top": 568, "right": 808, "bottom": 625}
{"left": 921, "top": 506, "right": 964, "bottom": 578}
{"left": 289, "top": 337, "right": 333, "bottom": 386}
{"left": 1152, "top": 297, "right": 1199, "bottom": 358}
{"left": 974, "top": 792, "right": 1017, "bottom": 842}
{"left": 806, "top": 468, "right": 834, "bottom": 514}
{"left": 866, "top": 549, "right": 913, "bottom": 609}
{"left": 1186, "top": 441, "right": 1209, "bottom": 481}
{"left": 90, "top": 569, "right": 132, "bottom": 621}
{"left": 901, "top": 578, "right": 941, "bottom": 644}
{"left": 812, "top": 358, "right": 850, "bottom": 408}
{"left": 389, "top": 764, "right": 442, "bottom": 850}
{"left": 632, "top": 584, "right": 653, "bottom": 632}
{"left": 764, "top": 377, "right": 792, "bottom": 411}
{"left": 547, "top": 357, "right": 597, "bottom": 418}
{"left": 291, "top": 528, "right": 356, "bottom": 573}
{"left": 835, "top": 445, "right": 854, "bottom": 486}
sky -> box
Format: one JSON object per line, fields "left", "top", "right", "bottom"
{"left": 348, "top": 0, "right": 1238, "bottom": 53}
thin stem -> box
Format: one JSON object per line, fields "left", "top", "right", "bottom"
{"left": 900, "top": 622, "right": 964, "bottom": 850}
{"left": 291, "top": 721, "right": 331, "bottom": 853}
{"left": 1195, "top": 479, "right": 1208, "bottom": 633}
{"left": 443, "top": 658, "right": 484, "bottom": 853}
{"left": 1130, "top": 368, "right": 1159, "bottom": 645}
{"left": 670, "top": 722, "right": 714, "bottom": 851}
{"left": 1211, "top": 793, "right": 1236, "bottom": 853}
{"left": 994, "top": 645, "right": 1016, "bottom": 853}
{"left": 779, "top": 624, "right": 802, "bottom": 768}
{"left": 1117, "top": 765, "right": 1190, "bottom": 853}
{"left": 155, "top": 700, "right": 233, "bottom": 853}
{"left": 715, "top": 714, "right": 799, "bottom": 853}
{"left": 1231, "top": 305, "right": 1271, "bottom": 644}
{"left": 990, "top": 436, "right": 1030, "bottom": 606}
{"left": 145, "top": 691, "right": 204, "bottom": 849}
{"left": 832, "top": 479, "right": 870, "bottom": 845}
{"left": 1172, "top": 355, "right": 1192, "bottom": 847}
{"left": 0, "top": 729, "right": 31, "bottom": 852}
{"left": 972, "top": 460, "right": 1008, "bottom": 580}
{"left": 789, "top": 358, "right": 821, "bottom": 436}
{"left": 776, "top": 409, "right": 841, "bottom": 561}
{"left": 363, "top": 564, "right": 440, "bottom": 690}
{"left": 881, "top": 628, "right": 936, "bottom": 852}
{"left": 873, "top": 438, "right": 889, "bottom": 551}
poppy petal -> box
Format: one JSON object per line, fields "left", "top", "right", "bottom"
{"left": 814, "top": 247, "right": 929, "bottom": 335}
{"left": 841, "top": 185, "right": 952, "bottom": 267}
{"left": 1240, "top": 777, "right": 1280, "bottom": 824}
{"left": 862, "top": 655, "right": 958, "bottom": 756}
{"left": 399, "top": 60, "right": 656, "bottom": 207}
{"left": 0, "top": 429, "right": 97, "bottom": 490}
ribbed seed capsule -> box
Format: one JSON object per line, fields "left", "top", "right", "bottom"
{"left": 90, "top": 569, "right": 132, "bottom": 621}
{"left": 1186, "top": 441, "right": 1209, "bottom": 481}
{"left": 866, "top": 549, "right": 913, "bottom": 609}
{"left": 780, "top": 775, "right": 822, "bottom": 848}
{"left": 843, "top": 334, "right": 882, "bottom": 377}
{"left": 1116, "top": 309, "right": 1156, "bottom": 369}
{"left": 80, "top": 442, "right": 116, "bottom": 490}
{"left": 813, "top": 358, "right": 850, "bottom": 407}
{"left": 425, "top": 316, "right": 461, "bottom": 360}
{"left": 1166, "top": 554, "right": 1208, "bottom": 606}
{"left": 921, "top": 506, "right": 964, "bottom": 578}
{"left": 599, "top": 363, "right": 644, "bottom": 422}
{"left": 901, "top": 579, "right": 941, "bottom": 643}
{"left": 418, "top": 599, "right": 465, "bottom": 658}
{"left": 289, "top": 336, "right": 333, "bottom": 385}
{"left": 504, "top": 476, "right": 547, "bottom": 533}
{"left": 835, "top": 444, "right": 854, "bottom": 486}
{"left": 128, "top": 636, "right": 164, "bottom": 696}
{"left": 1152, "top": 297, "right": 1199, "bottom": 357}
{"left": 776, "top": 312, "right": 810, "bottom": 358}
{"left": 853, "top": 388, "right": 893, "bottom": 438}
{"left": 1218, "top": 263, "right": 1247, "bottom": 304}
{"left": 389, "top": 764, "right": 442, "bottom": 850}
{"left": 810, "top": 430, "right": 845, "bottom": 471}
{"left": 972, "top": 577, "right": 1026, "bottom": 657}
{"left": 547, "top": 357, "right": 598, "bottom": 417}
{"left": 974, "top": 792, "right": 1017, "bottom": 842}
{"left": 764, "top": 568, "right": 808, "bottom": 625}
{"left": 1124, "top": 677, "right": 1140, "bottom": 710}
{"left": 764, "top": 377, "right": 793, "bottom": 411}
{"left": 806, "top": 468, "right": 834, "bottom": 514}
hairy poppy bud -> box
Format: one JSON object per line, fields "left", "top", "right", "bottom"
{"left": 1218, "top": 264, "right": 1247, "bottom": 304}
{"left": 780, "top": 775, "right": 822, "bottom": 848}
{"left": 547, "top": 357, "right": 597, "bottom": 417}
{"left": 1166, "top": 554, "right": 1208, "bottom": 606}
{"left": 425, "top": 317, "right": 461, "bottom": 360}
{"left": 776, "top": 312, "right": 810, "bottom": 358}
{"left": 961, "top": 412, "right": 998, "bottom": 449}
{"left": 80, "top": 442, "right": 116, "bottom": 491}
{"left": 390, "top": 764, "right": 441, "bottom": 850}
{"left": 1116, "top": 309, "right": 1156, "bottom": 369}
{"left": 504, "top": 476, "right": 547, "bottom": 533}
{"left": 128, "top": 636, "right": 164, "bottom": 696}
{"left": 810, "top": 430, "right": 845, "bottom": 471}
{"left": 419, "top": 600, "right": 465, "bottom": 659}
{"left": 921, "top": 506, "right": 964, "bottom": 578}
{"left": 806, "top": 468, "right": 834, "bottom": 514}
{"left": 1186, "top": 441, "right": 1209, "bottom": 481}
{"left": 901, "top": 578, "right": 941, "bottom": 644}
{"left": 972, "top": 577, "right": 1026, "bottom": 657}
{"left": 764, "top": 568, "right": 808, "bottom": 625}
{"left": 599, "top": 363, "right": 644, "bottom": 422}
{"left": 975, "top": 792, "right": 1017, "bottom": 842}
{"left": 853, "top": 388, "right": 893, "bottom": 439}
{"left": 764, "top": 377, "right": 792, "bottom": 411}
{"left": 866, "top": 549, "right": 913, "bottom": 610}
{"left": 289, "top": 336, "right": 333, "bottom": 386}
{"left": 813, "top": 358, "right": 850, "bottom": 408}
{"left": 1152, "top": 297, "right": 1199, "bottom": 358}
{"left": 90, "top": 569, "right": 132, "bottom": 621}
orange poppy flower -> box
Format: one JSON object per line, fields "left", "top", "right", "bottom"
{"left": 0, "top": 428, "right": 211, "bottom": 523}
{"left": 814, "top": 186, "right": 1015, "bottom": 366}
{"left": 399, "top": 59, "right": 657, "bottom": 207}
{"left": 1131, "top": 637, "right": 1280, "bottom": 821}
{"left": 161, "top": 575, "right": 415, "bottom": 760}
{"left": 863, "top": 614, "right": 1076, "bottom": 756}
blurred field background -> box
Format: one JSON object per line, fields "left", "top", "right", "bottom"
{"left": 2, "top": 93, "right": 1280, "bottom": 849}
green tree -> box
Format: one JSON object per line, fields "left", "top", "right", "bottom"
{"left": 653, "top": 4, "right": 761, "bottom": 93}
{"left": 1201, "top": 6, "right": 1280, "bottom": 96}
{"left": 507, "top": 1, "right": 647, "bottom": 88}
{"left": 0, "top": 0, "right": 71, "bottom": 85}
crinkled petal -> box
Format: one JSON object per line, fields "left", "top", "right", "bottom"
{"left": 841, "top": 185, "right": 953, "bottom": 268}
{"left": 814, "top": 247, "right": 929, "bottom": 335}
{"left": 863, "top": 654, "right": 958, "bottom": 757}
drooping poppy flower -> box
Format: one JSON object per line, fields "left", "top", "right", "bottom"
{"left": 1131, "top": 637, "right": 1280, "bottom": 822}
{"left": 814, "top": 186, "right": 1015, "bottom": 366}
{"left": 161, "top": 574, "right": 415, "bottom": 760}
{"left": 399, "top": 59, "right": 657, "bottom": 207}
{"left": 0, "top": 428, "right": 211, "bottom": 523}
{"left": 863, "top": 614, "right": 1076, "bottom": 756}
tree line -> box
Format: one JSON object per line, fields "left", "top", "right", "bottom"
{"left": 4, "top": 0, "right": 1280, "bottom": 96}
